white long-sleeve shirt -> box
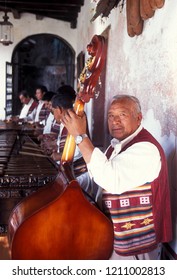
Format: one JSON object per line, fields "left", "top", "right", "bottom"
{"left": 34, "top": 100, "right": 44, "bottom": 122}
{"left": 19, "top": 98, "right": 34, "bottom": 119}
{"left": 43, "top": 112, "right": 54, "bottom": 134}
{"left": 87, "top": 125, "right": 161, "bottom": 195}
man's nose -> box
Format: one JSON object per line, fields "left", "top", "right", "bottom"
{"left": 112, "top": 115, "right": 121, "bottom": 123}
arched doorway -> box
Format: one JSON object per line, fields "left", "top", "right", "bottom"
{"left": 11, "top": 34, "right": 75, "bottom": 115}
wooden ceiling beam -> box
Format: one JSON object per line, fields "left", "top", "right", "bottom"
{"left": 11, "top": 9, "right": 21, "bottom": 19}
{"left": 6, "top": 5, "right": 81, "bottom": 13}
{"left": 0, "top": 0, "right": 84, "bottom": 29}
{"left": 0, "top": 0, "right": 84, "bottom": 6}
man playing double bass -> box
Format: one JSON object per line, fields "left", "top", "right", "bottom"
{"left": 61, "top": 94, "right": 172, "bottom": 260}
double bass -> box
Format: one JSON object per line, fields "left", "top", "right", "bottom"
{"left": 8, "top": 35, "right": 114, "bottom": 260}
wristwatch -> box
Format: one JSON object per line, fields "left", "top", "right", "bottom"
{"left": 74, "top": 134, "right": 88, "bottom": 145}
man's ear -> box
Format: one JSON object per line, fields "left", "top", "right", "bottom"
{"left": 137, "top": 112, "right": 143, "bottom": 124}
{"left": 56, "top": 106, "right": 62, "bottom": 114}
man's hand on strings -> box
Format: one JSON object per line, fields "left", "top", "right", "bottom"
{"left": 61, "top": 109, "right": 87, "bottom": 137}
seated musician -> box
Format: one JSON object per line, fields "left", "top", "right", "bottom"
{"left": 61, "top": 94, "right": 172, "bottom": 260}
{"left": 30, "top": 85, "right": 50, "bottom": 135}
{"left": 51, "top": 85, "right": 93, "bottom": 197}
{"left": 42, "top": 91, "right": 57, "bottom": 135}
{"left": 38, "top": 91, "right": 60, "bottom": 155}
{"left": 33, "top": 85, "right": 50, "bottom": 126}
{"left": 8, "top": 90, "right": 38, "bottom": 123}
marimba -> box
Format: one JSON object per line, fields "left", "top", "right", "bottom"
{"left": 0, "top": 126, "right": 58, "bottom": 234}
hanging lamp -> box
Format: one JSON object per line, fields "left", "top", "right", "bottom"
{"left": 0, "top": 11, "right": 13, "bottom": 46}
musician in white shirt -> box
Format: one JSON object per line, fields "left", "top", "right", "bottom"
{"left": 61, "top": 94, "right": 172, "bottom": 260}
{"left": 9, "top": 90, "right": 37, "bottom": 122}
{"left": 18, "top": 90, "right": 38, "bottom": 120}
{"left": 51, "top": 85, "right": 93, "bottom": 197}
{"left": 33, "top": 85, "right": 48, "bottom": 125}
{"left": 23, "top": 86, "right": 48, "bottom": 124}
{"left": 42, "top": 91, "right": 56, "bottom": 134}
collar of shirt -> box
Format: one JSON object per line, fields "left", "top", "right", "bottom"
{"left": 19, "top": 98, "right": 34, "bottom": 118}
{"left": 27, "top": 98, "right": 34, "bottom": 106}
{"left": 60, "top": 123, "right": 64, "bottom": 134}
{"left": 22, "top": 98, "right": 33, "bottom": 109}
{"left": 110, "top": 125, "right": 143, "bottom": 155}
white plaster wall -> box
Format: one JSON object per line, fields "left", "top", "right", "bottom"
{"left": 76, "top": 0, "right": 177, "bottom": 254}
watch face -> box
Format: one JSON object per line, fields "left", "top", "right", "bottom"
{"left": 75, "top": 135, "right": 82, "bottom": 144}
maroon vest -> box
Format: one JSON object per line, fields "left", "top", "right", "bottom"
{"left": 103, "top": 128, "right": 172, "bottom": 256}
{"left": 38, "top": 104, "right": 50, "bottom": 123}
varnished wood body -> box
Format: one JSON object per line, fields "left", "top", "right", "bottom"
{"left": 8, "top": 174, "right": 113, "bottom": 260}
